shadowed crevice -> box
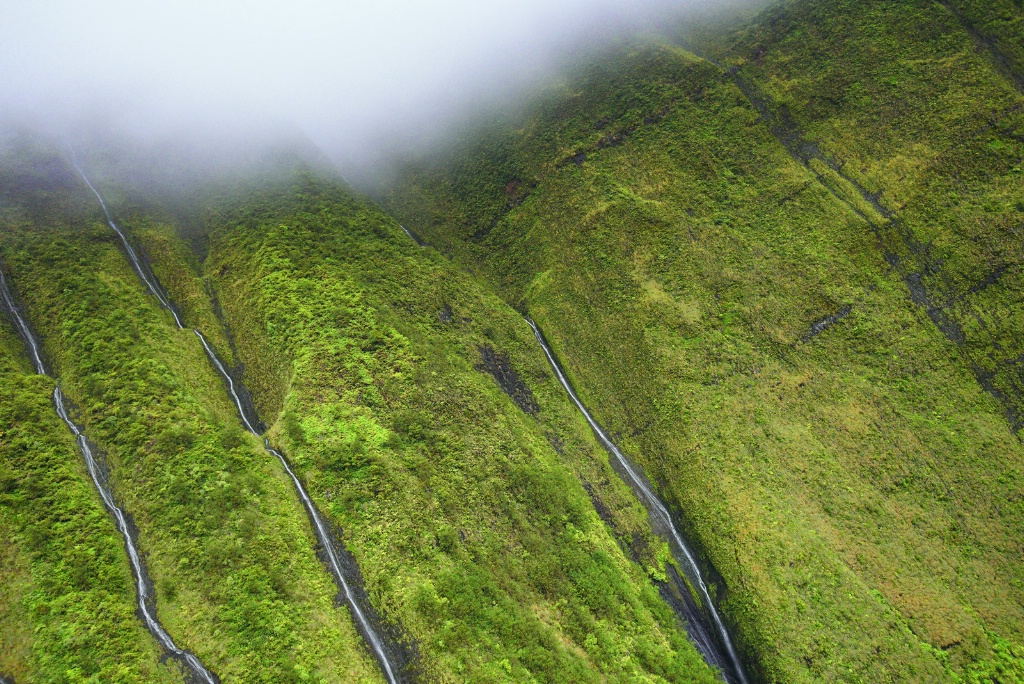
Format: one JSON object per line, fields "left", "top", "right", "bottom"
{"left": 475, "top": 344, "right": 540, "bottom": 414}
{"left": 803, "top": 304, "right": 852, "bottom": 341}
{"left": 937, "top": 0, "right": 1024, "bottom": 95}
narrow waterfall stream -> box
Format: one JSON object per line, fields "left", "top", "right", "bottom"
{"left": 67, "top": 156, "right": 403, "bottom": 683}
{"left": 194, "top": 331, "right": 403, "bottom": 684}
{"left": 67, "top": 149, "right": 184, "bottom": 329}
{"left": 398, "top": 225, "right": 424, "bottom": 247}
{"left": 526, "top": 319, "right": 749, "bottom": 684}
{"left": 389, "top": 224, "right": 750, "bottom": 682}
{"left": 0, "top": 269, "right": 218, "bottom": 684}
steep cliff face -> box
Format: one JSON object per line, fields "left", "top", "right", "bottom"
{"left": 2, "top": 1, "right": 1023, "bottom": 682}
{"left": 382, "top": 1, "right": 1024, "bottom": 680}
{"left": 0, "top": 144, "right": 724, "bottom": 682}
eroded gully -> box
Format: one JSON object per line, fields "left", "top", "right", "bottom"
{"left": 0, "top": 268, "right": 217, "bottom": 684}
{"left": 389, "top": 219, "right": 749, "bottom": 682}
{"left": 68, "top": 156, "right": 403, "bottom": 684}
{"left": 526, "top": 319, "right": 749, "bottom": 684}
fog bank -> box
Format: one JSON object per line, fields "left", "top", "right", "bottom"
{"left": 0, "top": 0, "right": 757, "bottom": 181}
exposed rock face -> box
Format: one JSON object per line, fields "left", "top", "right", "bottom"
{"left": 475, "top": 345, "right": 539, "bottom": 415}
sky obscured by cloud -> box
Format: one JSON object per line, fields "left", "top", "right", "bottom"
{"left": 0, "top": 0, "right": 745, "bottom": 176}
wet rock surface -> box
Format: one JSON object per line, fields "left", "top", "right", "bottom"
{"left": 475, "top": 344, "right": 540, "bottom": 414}
{"left": 803, "top": 305, "right": 852, "bottom": 341}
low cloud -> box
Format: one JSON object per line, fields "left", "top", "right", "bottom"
{"left": 0, "top": 0, "right": 756, "bottom": 182}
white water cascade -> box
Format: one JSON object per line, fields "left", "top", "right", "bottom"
{"left": 0, "top": 268, "right": 217, "bottom": 684}
{"left": 526, "top": 318, "right": 749, "bottom": 684}
{"left": 391, "top": 220, "right": 749, "bottom": 682}
{"left": 67, "top": 149, "right": 184, "bottom": 329}
{"left": 194, "top": 330, "right": 401, "bottom": 684}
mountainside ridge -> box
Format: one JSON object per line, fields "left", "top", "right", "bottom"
{"left": 2, "top": 0, "right": 1024, "bottom": 682}
{"left": 2, "top": 148, "right": 730, "bottom": 682}
{"left": 382, "top": 0, "right": 1024, "bottom": 680}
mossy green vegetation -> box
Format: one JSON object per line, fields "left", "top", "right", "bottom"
{"left": 682, "top": 0, "right": 1024, "bottom": 427}
{"left": 1, "top": 136, "right": 730, "bottom": 681}
{"left": 0, "top": 206, "right": 384, "bottom": 682}
{"left": 200, "top": 177, "right": 722, "bottom": 682}
{"left": 0, "top": 296, "right": 178, "bottom": 682}
{"left": 3, "top": 1, "right": 1024, "bottom": 681}
{"left": 382, "top": 2, "right": 1024, "bottom": 681}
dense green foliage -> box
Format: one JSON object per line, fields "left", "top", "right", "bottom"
{"left": 0, "top": 205, "right": 383, "bottom": 683}
{"left": 0, "top": 311, "right": 177, "bottom": 683}
{"left": 3, "top": 2, "right": 1024, "bottom": 682}
{"left": 682, "top": 0, "right": 1024, "bottom": 427}
{"left": 1, "top": 141, "right": 729, "bottom": 682}
{"left": 382, "top": 1, "right": 1024, "bottom": 681}
{"left": 200, "top": 178, "right": 721, "bottom": 682}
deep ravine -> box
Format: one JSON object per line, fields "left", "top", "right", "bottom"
{"left": 69, "top": 158, "right": 405, "bottom": 684}
{"left": 193, "top": 330, "right": 405, "bottom": 684}
{"left": 388, "top": 220, "right": 750, "bottom": 681}
{"left": 525, "top": 318, "right": 750, "bottom": 684}
{"left": 0, "top": 267, "right": 218, "bottom": 684}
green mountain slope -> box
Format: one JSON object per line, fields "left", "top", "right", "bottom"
{"left": 0, "top": 296, "right": 179, "bottom": 684}
{"left": 0, "top": 157, "right": 385, "bottom": 683}
{"left": 1, "top": 142, "right": 731, "bottom": 682}
{"left": 196, "top": 177, "right": 720, "bottom": 682}
{"left": 3, "top": 1, "right": 1024, "bottom": 682}
{"left": 382, "top": 1, "right": 1024, "bottom": 681}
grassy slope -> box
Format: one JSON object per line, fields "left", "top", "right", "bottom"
{"left": 381, "top": 6, "right": 1024, "bottom": 681}
{"left": 684, "top": 0, "right": 1024, "bottom": 428}
{"left": 951, "top": 0, "right": 1024, "bottom": 90}
{"left": 197, "top": 176, "right": 722, "bottom": 683}
{"left": 0, "top": 309, "right": 177, "bottom": 684}
{"left": 0, "top": 200, "right": 384, "bottom": 683}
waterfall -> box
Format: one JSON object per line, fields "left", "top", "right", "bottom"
{"left": 527, "top": 318, "right": 749, "bottom": 684}
{"left": 67, "top": 152, "right": 405, "bottom": 683}
{"left": 194, "top": 331, "right": 402, "bottom": 684}
{"left": 0, "top": 266, "right": 218, "bottom": 684}
{"left": 67, "top": 147, "right": 184, "bottom": 329}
